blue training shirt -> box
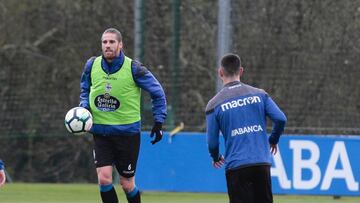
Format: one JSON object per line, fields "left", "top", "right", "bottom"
{"left": 79, "top": 51, "right": 167, "bottom": 135}
{"left": 205, "top": 81, "right": 287, "bottom": 171}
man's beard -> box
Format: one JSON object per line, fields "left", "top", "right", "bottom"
{"left": 103, "top": 50, "right": 116, "bottom": 60}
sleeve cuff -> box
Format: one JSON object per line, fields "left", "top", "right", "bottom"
{"left": 269, "top": 136, "right": 279, "bottom": 145}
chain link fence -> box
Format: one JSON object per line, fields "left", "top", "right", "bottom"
{"left": 0, "top": 0, "right": 359, "bottom": 182}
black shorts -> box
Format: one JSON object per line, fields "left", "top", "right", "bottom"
{"left": 226, "top": 165, "right": 273, "bottom": 203}
{"left": 93, "top": 134, "right": 140, "bottom": 178}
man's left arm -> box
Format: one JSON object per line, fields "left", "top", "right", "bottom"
{"left": 132, "top": 62, "right": 167, "bottom": 144}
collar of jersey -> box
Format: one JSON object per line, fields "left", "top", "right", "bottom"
{"left": 101, "top": 51, "right": 125, "bottom": 75}
{"left": 224, "top": 80, "right": 241, "bottom": 87}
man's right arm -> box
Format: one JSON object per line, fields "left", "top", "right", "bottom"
{"left": 79, "top": 57, "right": 95, "bottom": 109}
{"left": 206, "top": 110, "right": 221, "bottom": 162}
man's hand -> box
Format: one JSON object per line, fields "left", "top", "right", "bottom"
{"left": 0, "top": 170, "right": 6, "bottom": 187}
{"left": 270, "top": 144, "right": 278, "bottom": 155}
{"left": 150, "top": 122, "right": 163, "bottom": 145}
{"left": 212, "top": 155, "right": 225, "bottom": 169}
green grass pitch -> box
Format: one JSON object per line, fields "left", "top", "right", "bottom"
{"left": 0, "top": 183, "right": 359, "bottom": 203}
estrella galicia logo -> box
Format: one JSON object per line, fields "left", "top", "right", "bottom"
{"left": 95, "top": 94, "right": 120, "bottom": 112}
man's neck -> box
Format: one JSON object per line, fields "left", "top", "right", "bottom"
{"left": 223, "top": 77, "right": 240, "bottom": 86}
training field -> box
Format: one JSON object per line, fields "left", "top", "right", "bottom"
{"left": 0, "top": 183, "right": 359, "bottom": 203}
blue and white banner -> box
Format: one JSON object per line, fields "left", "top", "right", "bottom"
{"left": 272, "top": 135, "right": 360, "bottom": 196}
{"left": 137, "top": 133, "right": 360, "bottom": 196}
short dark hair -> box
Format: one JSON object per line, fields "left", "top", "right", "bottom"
{"left": 220, "top": 53, "right": 241, "bottom": 76}
{"left": 102, "top": 28, "right": 122, "bottom": 42}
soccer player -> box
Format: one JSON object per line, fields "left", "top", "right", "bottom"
{"left": 0, "top": 159, "right": 5, "bottom": 187}
{"left": 79, "top": 28, "right": 167, "bottom": 203}
{"left": 205, "top": 54, "right": 287, "bottom": 203}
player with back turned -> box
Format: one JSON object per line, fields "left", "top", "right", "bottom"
{"left": 205, "top": 54, "right": 287, "bottom": 203}
{"left": 79, "top": 28, "right": 167, "bottom": 203}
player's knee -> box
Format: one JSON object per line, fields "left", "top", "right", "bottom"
{"left": 96, "top": 166, "right": 113, "bottom": 185}
{"left": 98, "top": 173, "right": 112, "bottom": 185}
{"left": 120, "top": 178, "right": 135, "bottom": 192}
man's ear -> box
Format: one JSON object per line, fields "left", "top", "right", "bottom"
{"left": 218, "top": 67, "right": 224, "bottom": 78}
{"left": 117, "top": 41, "right": 123, "bottom": 53}
{"left": 239, "top": 67, "right": 244, "bottom": 77}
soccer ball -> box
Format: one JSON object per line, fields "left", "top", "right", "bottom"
{"left": 64, "top": 107, "right": 93, "bottom": 135}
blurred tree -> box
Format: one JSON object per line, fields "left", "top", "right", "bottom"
{"left": 0, "top": 0, "right": 359, "bottom": 182}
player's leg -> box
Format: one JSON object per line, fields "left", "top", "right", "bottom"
{"left": 93, "top": 135, "right": 118, "bottom": 203}
{"left": 226, "top": 167, "right": 255, "bottom": 203}
{"left": 252, "top": 165, "right": 273, "bottom": 203}
{"left": 97, "top": 166, "right": 118, "bottom": 203}
{"left": 120, "top": 176, "right": 140, "bottom": 203}
{"left": 114, "top": 133, "right": 141, "bottom": 203}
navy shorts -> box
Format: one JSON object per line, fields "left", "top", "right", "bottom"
{"left": 93, "top": 134, "right": 140, "bottom": 178}
{"left": 226, "top": 165, "right": 273, "bottom": 203}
